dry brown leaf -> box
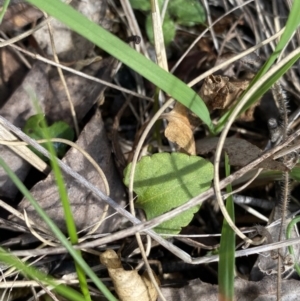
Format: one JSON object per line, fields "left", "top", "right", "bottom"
{"left": 199, "top": 74, "right": 257, "bottom": 121}
{"left": 0, "top": 3, "right": 43, "bottom": 32}
{"left": 164, "top": 102, "right": 196, "bottom": 155}
{"left": 196, "top": 137, "right": 288, "bottom": 171}
{"left": 100, "top": 249, "right": 158, "bottom": 301}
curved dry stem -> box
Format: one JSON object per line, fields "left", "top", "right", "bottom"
{"left": 213, "top": 47, "right": 300, "bottom": 245}
{"left": 127, "top": 98, "right": 172, "bottom": 301}
{"left": 0, "top": 138, "right": 109, "bottom": 196}
{"left": 24, "top": 210, "right": 58, "bottom": 248}
{"left": 128, "top": 98, "right": 174, "bottom": 208}
{"left": 222, "top": 168, "right": 263, "bottom": 199}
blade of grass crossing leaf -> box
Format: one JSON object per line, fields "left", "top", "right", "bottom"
{"left": 0, "top": 158, "right": 117, "bottom": 301}
{"left": 25, "top": 0, "right": 213, "bottom": 131}
{"left": 30, "top": 97, "right": 91, "bottom": 300}
{"left": 0, "top": 0, "right": 10, "bottom": 24}
{"left": 218, "top": 153, "right": 235, "bottom": 301}
{"left": 0, "top": 247, "right": 86, "bottom": 301}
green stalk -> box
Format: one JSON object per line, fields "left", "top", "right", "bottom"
{"left": 0, "top": 0, "right": 10, "bottom": 24}
{"left": 29, "top": 99, "right": 91, "bottom": 300}
{"left": 0, "top": 247, "right": 86, "bottom": 301}
{"left": 218, "top": 153, "right": 235, "bottom": 301}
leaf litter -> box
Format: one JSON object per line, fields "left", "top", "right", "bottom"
{"left": 10, "top": 111, "right": 125, "bottom": 234}
{"left": 1, "top": 0, "right": 300, "bottom": 300}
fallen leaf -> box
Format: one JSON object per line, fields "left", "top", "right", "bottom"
{"left": 10, "top": 111, "right": 126, "bottom": 234}
{"left": 196, "top": 137, "right": 288, "bottom": 171}
{"left": 163, "top": 102, "right": 196, "bottom": 155}
{"left": 0, "top": 62, "right": 50, "bottom": 199}
{"left": 0, "top": 3, "right": 43, "bottom": 32}
{"left": 33, "top": 0, "right": 109, "bottom": 61}
{"left": 100, "top": 249, "right": 158, "bottom": 301}
{"left": 199, "top": 74, "right": 257, "bottom": 121}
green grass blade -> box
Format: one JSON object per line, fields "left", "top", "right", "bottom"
{"left": 215, "top": 49, "right": 300, "bottom": 133}
{"left": 0, "top": 157, "right": 117, "bottom": 301}
{"left": 44, "top": 137, "right": 91, "bottom": 301}
{"left": 0, "top": 0, "right": 10, "bottom": 24}
{"left": 25, "top": 0, "right": 213, "bottom": 132}
{"left": 29, "top": 98, "right": 91, "bottom": 300}
{"left": 252, "top": 0, "right": 300, "bottom": 80}
{"left": 0, "top": 248, "right": 86, "bottom": 301}
{"left": 216, "top": 1, "right": 300, "bottom": 132}
{"left": 218, "top": 153, "right": 235, "bottom": 301}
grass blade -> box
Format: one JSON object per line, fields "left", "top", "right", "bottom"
{"left": 28, "top": 96, "right": 91, "bottom": 300}
{"left": 0, "top": 0, "right": 10, "bottom": 24}
{"left": 218, "top": 153, "right": 235, "bottom": 301}
{"left": 0, "top": 247, "right": 86, "bottom": 301}
{"left": 216, "top": 1, "right": 300, "bottom": 131}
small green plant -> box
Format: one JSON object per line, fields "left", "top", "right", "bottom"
{"left": 130, "top": 0, "right": 206, "bottom": 45}
{"left": 23, "top": 114, "right": 74, "bottom": 159}
{"left": 124, "top": 152, "right": 213, "bottom": 234}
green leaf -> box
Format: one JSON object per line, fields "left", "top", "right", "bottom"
{"left": 290, "top": 165, "right": 300, "bottom": 182}
{"left": 23, "top": 114, "right": 74, "bottom": 158}
{"left": 129, "top": 0, "right": 151, "bottom": 11}
{"left": 129, "top": 0, "right": 164, "bottom": 11}
{"left": 169, "top": 0, "right": 206, "bottom": 26}
{"left": 124, "top": 153, "right": 213, "bottom": 234}
{"left": 146, "top": 13, "right": 176, "bottom": 45}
